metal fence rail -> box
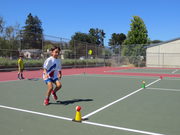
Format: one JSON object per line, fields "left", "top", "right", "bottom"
{"left": 1, "top": 33, "right": 180, "bottom": 69}
{"left": 0, "top": 34, "right": 109, "bottom": 70}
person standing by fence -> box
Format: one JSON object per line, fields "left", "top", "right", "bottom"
{"left": 17, "top": 55, "right": 25, "bottom": 80}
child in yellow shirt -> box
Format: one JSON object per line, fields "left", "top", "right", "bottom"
{"left": 17, "top": 55, "right": 25, "bottom": 80}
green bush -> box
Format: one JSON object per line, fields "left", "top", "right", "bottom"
{"left": 24, "top": 59, "right": 44, "bottom": 67}
{"left": 0, "top": 58, "right": 111, "bottom": 69}
{"left": 0, "top": 58, "right": 17, "bottom": 68}
{"left": 0, "top": 58, "right": 44, "bottom": 68}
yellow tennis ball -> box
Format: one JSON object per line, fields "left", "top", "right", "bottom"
{"left": 88, "top": 50, "right": 92, "bottom": 55}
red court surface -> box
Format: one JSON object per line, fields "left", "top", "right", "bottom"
{"left": 1, "top": 67, "right": 180, "bottom": 82}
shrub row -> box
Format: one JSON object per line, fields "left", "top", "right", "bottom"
{"left": 0, "top": 57, "right": 111, "bottom": 69}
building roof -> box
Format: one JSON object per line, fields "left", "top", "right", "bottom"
{"left": 21, "top": 49, "right": 42, "bottom": 53}
{"left": 147, "top": 37, "right": 180, "bottom": 48}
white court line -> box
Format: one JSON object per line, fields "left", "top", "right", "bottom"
{"left": 0, "top": 74, "right": 179, "bottom": 83}
{"left": 0, "top": 105, "right": 165, "bottom": 135}
{"left": 0, "top": 79, "right": 21, "bottom": 83}
{"left": 172, "top": 69, "right": 178, "bottom": 74}
{"left": 82, "top": 78, "right": 161, "bottom": 119}
{"left": 83, "top": 121, "right": 165, "bottom": 135}
{"left": 74, "top": 74, "right": 180, "bottom": 81}
{"left": 0, "top": 74, "right": 82, "bottom": 83}
{"left": 83, "top": 74, "right": 158, "bottom": 80}
{"left": 0, "top": 105, "right": 72, "bottom": 121}
{"left": 85, "top": 74, "right": 180, "bottom": 81}
{"left": 165, "top": 78, "right": 180, "bottom": 81}
{"left": 147, "top": 87, "right": 180, "bottom": 92}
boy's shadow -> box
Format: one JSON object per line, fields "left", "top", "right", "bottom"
{"left": 27, "top": 78, "right": 40, "bottom": 81}
{"left": 50, "top": 99, "right": 93, "bottom": 105}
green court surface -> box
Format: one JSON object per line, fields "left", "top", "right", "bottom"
{"left": 0, "top": 74, "right": 180, "bottom": 135}
{"left": 110, "top": 68, "right": 180, "bottom": 74}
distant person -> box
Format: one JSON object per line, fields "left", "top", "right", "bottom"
{"left": 17, "top": 55, "right": 25, "bottom": 80}
{"left": 43, "top": 46, "right": 62, "bottom": 106}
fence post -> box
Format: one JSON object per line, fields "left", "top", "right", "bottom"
{"left": 118, "top": 45, "right": 121, "bottom": 65}
{"left": 74, "top": 40, "right": 76, "bottom": 68}
{"left": 41, "top": 34, "right": 44, "bottom": 58}
{"left": 86, "top": 43, "right": 88, "bottom": 68}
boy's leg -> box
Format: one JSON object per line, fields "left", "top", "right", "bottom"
{"left": 18, "top": 68, "right": 21, "bottom": 79}
{"left": 46, "top": 82, "right": 53, "bottom": 98}
{"left": 54, "top": 80, "right": 62, "bottom": 93}
{"left": 21, "top": 69, "right": 24, "bottom": 79}
{"left": 21, "top": 74, "right": 24, "bottom": 79}
{"left": 44, "top": 82, "right": 53, "bottom": 105}
{"left": 51, "top": 80, "right": 62, "bottom": 101}
{"left": 18, "top": 72, "right": 21, "bottom": 79}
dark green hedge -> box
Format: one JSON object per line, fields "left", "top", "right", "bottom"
{"left": 0, "top": 58, "right": 111, "bottom": 68}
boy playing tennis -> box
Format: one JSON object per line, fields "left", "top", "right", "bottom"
{"left": 43, "top": 46, "right": 62, "bottom": 106}
{"left": 17, "top": 55, "right": 25, "bottom": 80}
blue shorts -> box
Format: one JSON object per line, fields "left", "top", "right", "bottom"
{"left": 44, "top": 78, "right": 59, "bottom": 84}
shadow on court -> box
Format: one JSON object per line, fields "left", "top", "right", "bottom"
{"left": 50, "top": 99, "right": 93, "bottom": 105}
{"left": 27, "top": 78, "right": 40, "bottom": 81}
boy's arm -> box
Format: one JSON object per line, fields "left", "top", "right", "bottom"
{"left": 43, "top": 69, "right": 49, "bottom": 79}
{"left": 58, "top": 70, "right": 62, "bottom": 79}
{"left": 58, "top": 60, "right": 62, "bottom": 79}
{"left": 43, "top": 59, "right": 49, "bottom": 79}
{"left": 17, "top": 60, "right": 21, "bottom": 70}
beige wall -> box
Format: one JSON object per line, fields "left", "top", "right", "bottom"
{"left": 146, "top": 39, "right": 180, "bottom": 67}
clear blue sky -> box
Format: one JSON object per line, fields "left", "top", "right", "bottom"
{"left": 0, "top": 0, "right": 180, "bottom": 45}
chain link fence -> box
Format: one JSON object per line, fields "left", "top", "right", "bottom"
{"left": 1, "top": 33, "right": 180, "bottom": 70}
{"left": 0, "top": 34, "right": 110, "bottom": 70}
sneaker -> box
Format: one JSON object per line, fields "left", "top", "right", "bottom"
{"left": 51, "top": 90, "right": 58, "bottom": 101}
{"left": 18, "top": 74, "right": 21, "bottom": 80}
{"left": 44, "top": 98, "right": 49, "bottom": 106}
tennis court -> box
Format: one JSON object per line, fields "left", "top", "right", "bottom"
{"left": 0, "top": 69, "right": 180, "bottom": 135}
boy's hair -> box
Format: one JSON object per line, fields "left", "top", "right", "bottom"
{"left": 51, "top": 46, "right": 61, "bottom": 52}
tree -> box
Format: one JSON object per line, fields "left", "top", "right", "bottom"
{"left": 122, "top": 16, "right": 149, "bottom": 56}
{"left": 71, "top": 32, "right": 96, "bottom": 44}
{"left": 0, "top": 16, "right": 5, "bottom": 51}
{"left": 0, "top": 16, "right": 20, "bottom": 49}
{"left": 109, "top": 33, "right": 126, "bottom": 54}
{"left": 150, "top": 40, "right": 163, "bottom": 44}
{"left": 21, "top": 13, "right": 43, "bottom": 49}
{"left": 70, "top": 32, "right": 96, "bottom": 58}
{"left": 69, "top": 28, "right": 106, "bottom": 59}
{"left": 0, "top": 16, "right": 21, "bottom": 57}
{"left": 0, "top": 16, "right": 5, "bottom": 34}
{"left": 89, "top": 28, "right": 105, "bottom": 46}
